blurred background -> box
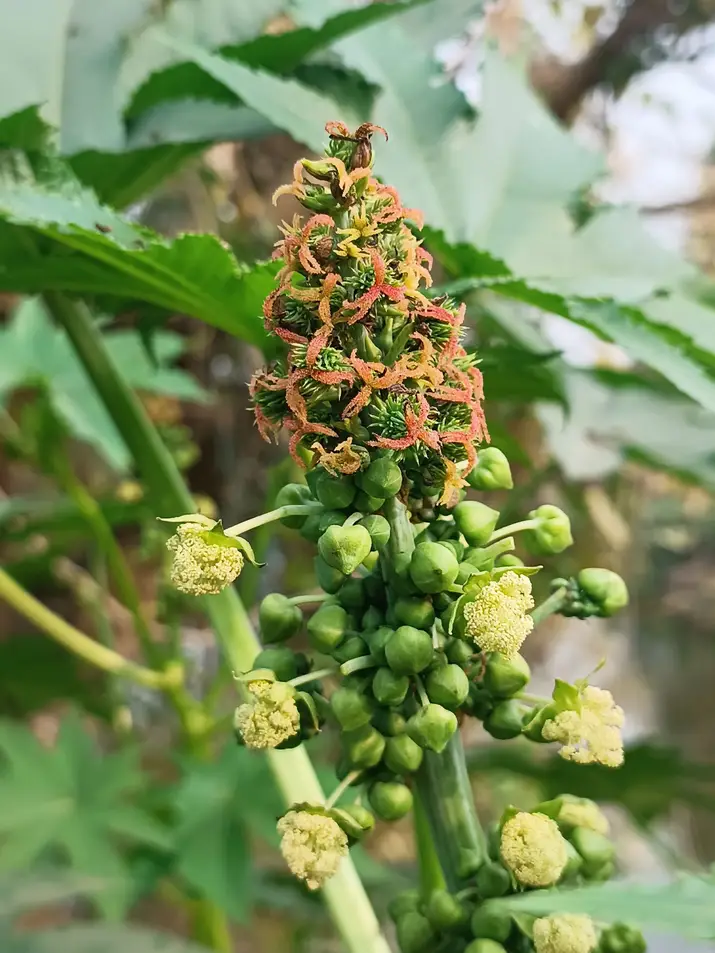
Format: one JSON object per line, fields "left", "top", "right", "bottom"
{"left": 2, "top": 0, "right": 715, "bottom": 950}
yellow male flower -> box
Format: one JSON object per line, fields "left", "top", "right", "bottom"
{"left": 166, "top": 521, "right": 243, "bottom": 596}
{"left": 234, "top": 680, "right": 300, "bottom": 750}
{"left": 500, "top": 811, "right": 568, "bottom": 887}
{"left": 533, "top": 915, "right": 598, "bottom": 953}
{"left": 277, "top": 809, "right": 349, "bottom": 890}
{"left": 462, "top": 571, "right": 535, "bottom": 657}
{"left": 543, "top": 686, "right": 624, "bottom": 768}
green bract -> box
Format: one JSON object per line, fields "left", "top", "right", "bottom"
{"left": 368, "top": 780, "right": 414, "bottom": 820}
{"left": 358, "top": 457, "right": 402, "bottom": 498}
{"left": 407, "top": 704, "right": 458, "bottom": 753}
{"left": 385, "top": 626, "right": 434, "bottom": 675}
{"left": 453, "top": 502, "right": 500, "bottom": 547}
{"left": 258, "top": 593, "right": 302, "bottom": 643}
{"left": 409, "top": 542, "right": 459, "bottom": 594}
{"left": 467, "top": 447, "right": 513, "bottom": 491}
{"left": 318, "top": 524, "right": 373, "bottom": 575}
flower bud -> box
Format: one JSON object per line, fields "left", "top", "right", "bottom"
{"left": 438, "top": 539, "right": 466, "bottom": 562}
{"left": 359, "top": 514, "right": 391, "bottom": 548}
{"left": 362, "top": 605, "right": 384, "bottom": 630}
{"left": 533, "top": 915, "right": 597, "bottom": 953}
{"left": 470, "top": 906, "right": 512, "bottom": 943}
{"left": 275, "top": 483, "right": 314, "bottom": 528}
{"left": 483, "top": 652, "right": 531, "bottom": 697}
{"left": 475, "top": 860, "right": 511, "bottom": 899}
{"left": 500, "top": 812, "right": 568, "bottom": 887}
{"left": 354, "top": 490, "right": 385, "bottom": 513}
{"left": 467, "top": 447, "right": 514, "bottom": 491}
{"left": 464, "top": 682, "right": 494, "bottom": 720}
{"left": 259, "top": 593, "right": 303, "bottom": 643}
{"left": 396, "top": 912, "right": 436, "bottom": 953}
{"left": 358, "top": 456, "right": 403, "bottom": 498}
{"left": 425, "top": 664, "right": 470, "bottom": 710}
{"left": 384, "top": 733, "right": 424, "bottom": 774}
{"left": 332, "top": 635, "right": 368, "bottom": 664}
{"left": 368, "top": 780, "right": 414, "bottom": 820}
{"left": 394, "top": 595, "right": 436, "bottom": 630}
{"left": 446, "top": 638, "right": 473, "bottom": 665}
{"left": 301, "top": 186, "right": 339, "bottom": 212}
{"left": 557, "top": 795, "right": 610, "bottom": 836}
{"left": 462, "top": 571, "right": 535, "bottom": 657}
{"left": 373, "top": 708, "right": 407, "bottom": 736}
{"left": 337, "top": 577, "right": 366, "bottom": 610}
{"left": 388, "top": 890, "right": 421, "bottom": 922}
{"left": 599, "top": 923, "right": 646, "bottom": 953}
{"left": 307, "top": 603, "right": 349, "bottom": 653}
{"left": 526, "top": 504, "right": 573, "bottom": 554}
{"left": 301, "top": 512, "right": 324, "bottom": 543}
{"left": 318, "top": 524, "right": 373, "bottom": 575}
{"left": 484, "top": 699, "right": 529, "bottom": 739}
{"left": 453, "top": 502, "right": 500, "bottom": 547}
{"left": 277, "top": 807, "right": 348, "bottom": 890}
{"left": 314, "top": 470, "right": 356, "bottom": 510}
{"left": 385, "top": 625, "right": 434, "bottom": 675}
{"left": 253, "top": 646, "right": 300, "bottom": 682}
{"left": 407, "top": 703, "right": 458, "bottom": 753}
{"left": 425, "top": 890, "right": 468, "bottom": 931}
{"left": 166, "top": 521, "right": 244, "bottom": 595}
{"left": 331, "top": 686, "right": 374, "bottom": 731}
{"left": 367, "top": 624, "right": 394, "bottom": 665}
{"left": 569, "top": 826, "right": 615, "bottom": 878}
{"left": 496, "top": 554, "right": 524, "bottom": 568}
{"left": 410, "top": 541, "right": 459, "bottom": 594}
{"left": 234, "top": 680, "right": 299, "bottom": 749}
{"left": 465, "top": 940, "right": 508, "bottom": 953}
{"left": 577, "top": 568, "right": 629, "bottom": 617}
{"left": 342, "top": 724, "right": 386, "bottom": 768}
{"left": 373, "top": 667, "right": 410, "bottom": 707}
{"left": 337, "top": 802, "right": 376, "bottom": 840}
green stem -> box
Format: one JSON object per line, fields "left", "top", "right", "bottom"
{"left": 414, "top": 733, "right": 488, "bottom": 891}
{"left": 531, "top": 587, "right": 567, "bottom": 625}
{"left": 381, "top": 495, "right": 415, "bottom": 588}
{"left": 413, "top": 790, "right": 446, "bottom": 900}
{"left": 224, "top": 504, "right": 318, "bottom": 537}
{"left": 289, "top": 593, "right": 332, "bottom": 606}
{"left": 488, "top": 518, "right": 537, "bottom": 544}
{"left": 413, "top": 675, "right": 430, "bottom": 708}
{"left": 342, "top": 511, "right": 364, "bottom": 528}
{"left": 191, "top": 897, "right": 233, "bottom": 953}
{"left": 340, "top": 655, "right": 376, "bottom": 676}
{"left": 45, "top": 292, "right": 390, "bottom": 953}
{"left": 289, "top": 668, "right": 335, "bottom": 688}
{"left": 0, "top": 567, "right": 170, "bottom": 690}
{"left": 325, "top": 770, "right": 362, "bottom": 810}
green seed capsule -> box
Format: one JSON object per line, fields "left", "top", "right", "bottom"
{"left": 362, "top": 605, "right": 385, "bottom": 631}
{"left": 372, "top": 709, "right": 407, "bottom": 736}
{"left": 359, "top": 514, "right": 391, "bottom": 549}
{"left": 300, "top": 513, "right": 324, "bottom": 543}
{"left": 483, "top": 652, "right": 531, "bottom": 698}
{"left": 359, "top": 457, "right": 403, "bottom": 498}
{"left": 338, "top": 577, "right": 366, "bottom": 611}
{"left": 453, "top": 502, "right": 500, "bottom": 547}
{"left": 425, "top": 890, "right": 468, "bottom": 931}
{"left": 425, "top": 664, "right": 470, "bottom": 709}
{"left": 483, "top": 699, "right": 528, "bottom": 739}
{"left": 599, "top": 923, "right": 647, "bottom": 953}
{"left": 464, "top": 940, "right": 508, "bottom": 953}
{"left": 438, "top": 539, "right": 466, "bottom": 562}
{"left": 373, "top": 667, "right": 410, "bottom": 707}
{"left": 561, "top": 838, "right": 584, "bottom": 881}
{"left": 307, "top": 603, "right": 349, "bottom": 653}
{"left": 367, "top": 625, "right": 395, "bottom": 665}
{"left": 385, "top": 626, "right": 434, "bottom": 675}
{"left": 470, "top": 906, "right": 512, "bottom": 942}
{"left": 577, "top": 567, "right": 629, "bottom": 616}
{"left": 363, "top": 570, "right": 387, "bottom": 606}
{"left": 521, "top": 701, "right": 558, "bottom": 742}
{"left": 258, "top": 593, "right": 303, "bottom": 644}
{"left": 526, "top": 503, "right": 573, "bottom": 554}
{"left": 407, "top": 704, "right": 458, "bottom": 753}
{"left": 395, "top": 912, "right": 436, "bottom": 953}
{"left": 475, "top": 861, "right": 511, "bottom": 899}
{"left": 315, "top": 470, "right": 356, "bottom": 509}
{"left": 252, "top": 646, "right": 299, "bottom": 682}
{"left": 354, "top": 490, "right": 385, "bottom": 513}
{"left": 409, "top": 542, "right": 460, "bottom": 594}
{"left": 393, "top": 595, "right": 436, "bottom": 630}
{"left": 362, "top": 550, "right": 379, "bottom": 572}
{"left": 445, "top": 638, "right": 474, "bottom": 665}
{"left": 331, "top": 687, "right": 374, "bottom": 731}
{"left": 467, "top": 447, "right": 513, "bottom": 491}
{"left": 495, "top": 554, "right": 524, "bottom": 568}
{"left": 339, "top": 803, "right": 376, "bottom": 839}
{"left": 313, "top": 554, "right": 345, "bottom": 594}
{"left": 275, "top": 482, "right": 314, "bottom": 528}
{"left": 332, "top": 635, "right": 368, "bottom": 664}
{"left": 388, "top": 890, "right": 421, "bottom": 922}
{"left": 369, "top": 780, "right": 414, "bottom": 821}
{"left": 383, "top": 733, "right": 424, "bottom": 775}
{"left": 318, "top": 524, "right": 373, "bottom": 575}
{"left": 569, "top": 826, "right": 615, "bottom": 877}
{"left": 464, "top": 683, "right": 493, "bottom": 720}
{"left": 342, "top": 725, "right": 386, "bottom": 769}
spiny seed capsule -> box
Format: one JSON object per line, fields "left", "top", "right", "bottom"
{"left": 453, "top": 501, "right": 500, "bottom": 547}
{"left": 277, "top": 809, "right": 348, "bottom": 890}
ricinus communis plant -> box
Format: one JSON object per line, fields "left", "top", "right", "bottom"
{"left": 163, "top": 122, "right": 641, "bottom": 953}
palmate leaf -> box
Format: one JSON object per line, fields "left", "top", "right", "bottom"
{"left": 0, "top": 715, "right": 171, "bottom": 919}
{"left": 0, "top": 298, "right": 206, "bottom": 469}
{"left": 488, "top": 872, "right": 715, "bottom": 940}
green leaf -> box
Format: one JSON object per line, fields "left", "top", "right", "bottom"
{"left": 0, "top": 714, "right": 172, "bottom": 918}
{"left": 0, "top": 869, "right": 112, "bottom": 918}
{"left": 487, "top": 872, "right": 715, "bottom": 940}
{"left": 20, "top": 923, "right": 214, "bottom": 953}
{"left": 173, "top": 745, "right": 283, "bottom": 920}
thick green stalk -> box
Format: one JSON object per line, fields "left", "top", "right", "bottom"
{"left": 45, "top": 292, "right": 389, "bottom": 953}
{"left": 413, "top": 791, "right": 446, "bottom": 900}
{"left": 414, "top": 734, "right": 488, "bottom": 891}
{"left": 531, "top": 587, "right": 567, "bottom": 625}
